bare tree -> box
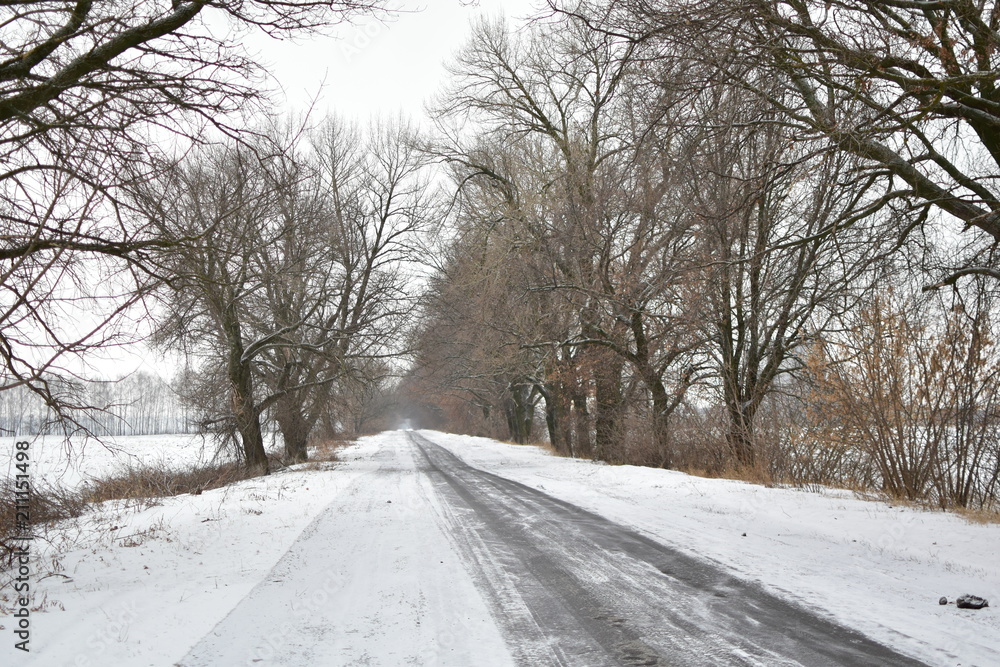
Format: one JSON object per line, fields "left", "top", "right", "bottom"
{"left": 255, "top": 117, "right": 433, "bottom": 460}
{"left": 0, "top": 0, "right": 389, "bottom": 427}
{"left": 427, "top": 12, "right": 722, "bottom": 462}
{"left": 134, "top": 117, "right": 429, "bottom": 469}
{"left": 568, "top": 0, "right": 1000, "bottom": 284}
{"left": 408, "top": 196, "right": 552, "bottom": 444}
{"left": 807, "top": 278, "right": 1000, "bottom": 509}
{"left": 133, "top": 139, "right": 301, "bottom": 471}
{"left": 670, "top": 78, "right": 894, "bottom": 468}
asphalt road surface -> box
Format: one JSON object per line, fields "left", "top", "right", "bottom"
{"left": 179, "top": 431, "right": 927, "bottom": 666}
{"left": 410, "top": 432, "right": 925, "bottom": 667}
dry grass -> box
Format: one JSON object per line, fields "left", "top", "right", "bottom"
{"left": 843, "top": 485, "right": 1000, "bottom": 524}
{"left": 80, "top": 460, "right": 260, "bottom": 505}
{"left": 536, "top": 440, "right": 569, "bottom": 457}
{"left": 0, "top": 442, "right": 352, "bottom": 576}
{"left": 0, "top": 459, "right": 267, "bottom": 572}
{"left": 305, "top": 438, "right": 347, "bottom": 464}
{"left": 0, "top": 479, "right": 89, "bottom": 570}
{"left": 1, "top": 442, "right": 342, "bottom": 547}
{"left": 676, "top": 463, "right": 1000, "bottom": 523}
{"left": 3, "top": 479, "right": 89, "bottom": 526}
{"left": 953, "top": 505, "right": 1000, "bottom": 524}
{"left": 888, "top": 497, "right": 1000, "bottom": 525}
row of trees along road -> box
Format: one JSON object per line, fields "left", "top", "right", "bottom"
{"left": 0, "top": 1, "right": 393, "bottom": 439}
{"left": 4, "top": 0, "right": 1000, "bottom": 507}
{"left": 401, "top": 3, "right": 1000, "bottom": 510}
{"left": 131, "top": 119, "right": 432, "bottom": 472}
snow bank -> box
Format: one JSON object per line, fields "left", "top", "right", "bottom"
{"left": 0, "top": 433, "right": 512, "bottom": 666}
{"left": 3, "top": 430, "right": 996, "bottom": 666}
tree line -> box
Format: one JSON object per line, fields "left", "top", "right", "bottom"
{"left": 0, "top": 373, "right": 193, "bottom": 437}
{"left": 3, "top": 0, "right": 1000, "bottom": 508}
{"left": 399, "top": 1, "right": 1000, "bottom": 510}
{"left": 132, "top": 118, "right": 431, "bottom": 471}
{"left": 0, "top": 1, "right": 411, "bottom": 470}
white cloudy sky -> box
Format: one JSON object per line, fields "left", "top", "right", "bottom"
{"left": 247, "top": 0, "right": 544, "bottom": 121}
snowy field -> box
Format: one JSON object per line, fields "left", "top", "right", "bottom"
{"left": 0, "top": 433, "right": 358, "bottom": 666}
{"left": 0, "top": 433, "right": 259, "bottom": 491}
{"left": 0, "top": 430, "right": 997, "bottom": 665}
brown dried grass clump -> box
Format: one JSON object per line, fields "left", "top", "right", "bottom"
{"left": 80, "top": 460, "right": 258, "bottom": 504}
{"left": 0, "top": 479, "right": 88, "bottom": 569}
{"left": 300, "top": 437, "right": 350, "bottom": 467}
{"left": 953, "top": 506, "right": 1000, "bottom": 525}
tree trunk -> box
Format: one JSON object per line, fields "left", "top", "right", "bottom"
{"left": 276, "top": 395, "right": 311, "bottom": 463}
{"left": 571, "top": 389, "right": 592, "bottom": 458}
{"left": 225, "top": 315, "right": 269, "bottom": 474}
{"left": 503, "top": 383, "right": 535, "bottom": 444}
{"left": 229, "top": 359, "right": 268, "bottom": 473}
{"left": 725, "top": 395, "right": 757, "bottom": 468}
{"left": 593, "top": 351, "right": 625, "bottom": 462}
{"left": 648, "top": 378, "right": 674, "bottom": 469}
{"left": 542, "top": 381, "right": 572, "bottom": 455}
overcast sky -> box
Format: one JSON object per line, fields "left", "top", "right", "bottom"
{"left": 248, "top": 0, "right": 543, "bottom": 122}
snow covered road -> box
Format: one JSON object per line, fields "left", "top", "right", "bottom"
{"left": 413, "top": 431, "right": 923, "bottom": 666}
{"left": 181, "top": 431, "right": 923, "bottom": 666}
{"left": 5, "top": 429, "right": 996, "bottom": 665}
{"left": 178, "top": 433, "right": 513, "bottom": 666}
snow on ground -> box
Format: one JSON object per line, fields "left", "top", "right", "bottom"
{"left": 0, "top": 433, "right": 510, "bottom": 667}
{"left": 1, "top": 430, "right": 997, "bottom": 666}
{"left": 0, "top": 433, "right": 337, "bottom": 666}
{"left": 422, "top": 430, "right": 1000, "bottom": 667}
{"left": 0, "top": 434, "right": 263, "bottom": 491}
{"left": 177, "top": 432, "right": 511, "bottom": 667}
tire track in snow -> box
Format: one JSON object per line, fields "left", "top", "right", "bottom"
{"left": 175, "top": 437, "right": 514, "bottom": 666}
{"left": 412, "top": 431, "right": 928, "bottom": 667}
